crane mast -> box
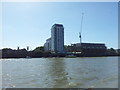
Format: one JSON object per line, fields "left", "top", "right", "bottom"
{"left": 79, "top": 13, "right": 84, "bottom": 46}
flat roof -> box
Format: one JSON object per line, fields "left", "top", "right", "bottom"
{"left": 52, "top": 24, "right": 63, "bottom": 27}
{"left": 72, "top": 43, "right": 106, "bottom": 46}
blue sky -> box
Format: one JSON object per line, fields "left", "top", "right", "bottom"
{"left": 2, "top": 2, "right": 118, "bottom": 50}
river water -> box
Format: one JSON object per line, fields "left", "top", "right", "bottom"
{"left": 1, "top": 57, "right": 118, "bottom": 88}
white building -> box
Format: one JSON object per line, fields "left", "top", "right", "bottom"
{"left": 51, "top": 24, "right": 64, "bottom": 53}
{"left": 44, "top": 24, "right": 64, "bottom": 53}
{"left": 44, "top": 38, "right": 51, "bottom": 52}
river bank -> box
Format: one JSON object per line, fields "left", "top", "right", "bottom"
{"left": 2, "top": 48, "right": 120, "bottom": 59}
{"left": 1, "top": 54, "right": 119, "bottom": 59}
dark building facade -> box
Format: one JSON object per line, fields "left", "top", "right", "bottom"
{"left": 68, "top": 43, "right": 107, "bottom": 55}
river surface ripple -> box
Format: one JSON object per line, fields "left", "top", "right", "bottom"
{"left": 1, "top": 57, "right": 118, "bottom": 88}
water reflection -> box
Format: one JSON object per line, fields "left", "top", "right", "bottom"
{"left": 47, "top": 58, "right": 69, "bottom": 88}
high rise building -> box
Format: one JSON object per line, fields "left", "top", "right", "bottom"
{"left": 44, "top": 24, "right": 64, "bottom": 53}
{"left": 51, "top": 24, "right": 64, "bottom": 53}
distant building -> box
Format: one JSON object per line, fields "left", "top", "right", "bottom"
{"left": 44, "top": 38, "right": 51, "bottom": 52}
{"left": 27, "top": 46, "right": 29, "bottom": 51}
{"left": 70, "top": 43, "right": 107, "bottom": 55}
{"left": 44, "top": 24, "right": 64, "bottom": 53}
{"left": 0, "top": 49, "right": 2, "bottom": 58}
{"left": 17, "top": 46, "right": 19, "bottom": 50}
{"left": 51, "top": 24, "right": 64, "bottom": 53}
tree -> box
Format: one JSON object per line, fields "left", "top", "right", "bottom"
{"left": 33, "top": 46, "right": 44, "bottom": 52}
{"left": 107, "top": 48, "right": 117, "bottom": 55}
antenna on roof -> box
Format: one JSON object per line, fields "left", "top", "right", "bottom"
{"left": 79, "top": 13, "right": 84, "bottom": 45}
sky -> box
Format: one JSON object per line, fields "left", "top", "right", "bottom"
{"left": 1, "top": 2, "right": 118, "bottom": 50}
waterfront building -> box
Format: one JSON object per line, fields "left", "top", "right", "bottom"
{"left": 51, "top": 24, "right": 64, "bottom": 53}
{"left": 70, "top": 43, "right": 107, "bottom": 55}
{"left": 44, "top": 38, "right": 51, "bottom": 52}
{"left": 44, "top": 24, "right": 64, "bottom": 53}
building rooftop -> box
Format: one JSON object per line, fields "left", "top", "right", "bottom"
{"left": 72, "top": 43, "right": 106, "bottom": 47}
{"left": 82, "top": 43, "right": 105, "bottom": 45}
{"left": 52, "top": 24, "right": 63, "bottom": 27}
{"left": 46, "top": 38, "right": 51, "bottom": 41}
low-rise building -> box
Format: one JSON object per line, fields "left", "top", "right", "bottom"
{"left": 69, "top": 43, "right": 107, "bottom": 55}
{"left": 44, "top": 38, "right": 51, "bottom": 52}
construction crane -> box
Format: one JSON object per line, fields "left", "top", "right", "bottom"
{"left": 79, "top": 13, "right": 84, "bottom": 46}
